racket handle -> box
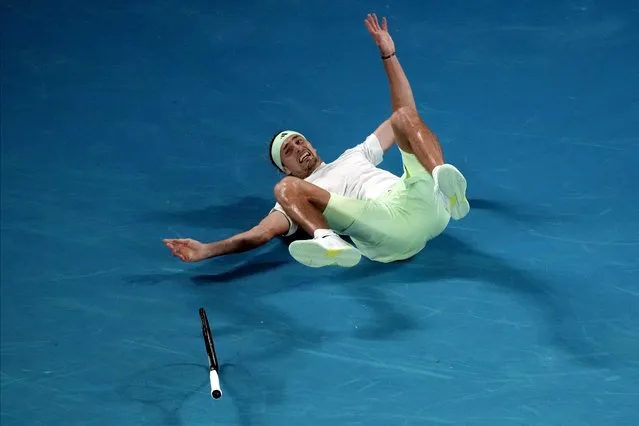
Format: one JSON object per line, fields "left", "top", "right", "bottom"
{"left": 209, "top": 369, "right": 222, "bottom": 399}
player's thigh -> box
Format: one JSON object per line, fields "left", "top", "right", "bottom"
{"left": 399, "top": 148, "right": 430, "bottom": 179}
{"left": 274, "top": 176, "right": 331, "bottom": 210}
{"left": 403, "top": 179, "right": 451, "bottom": 239}
{"left": 322, "top": 193, "right": 373, "bottom": 235}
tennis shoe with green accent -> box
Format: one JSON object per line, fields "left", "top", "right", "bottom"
{"left": 433, "top": 164, "right": 470, "bottom": 220}
{"left": 289, "top": 234, "right": 361, "bottom": 268}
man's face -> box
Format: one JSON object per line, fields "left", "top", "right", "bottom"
{"left": 279, "top": 134, "right": 320, "bottom": 178}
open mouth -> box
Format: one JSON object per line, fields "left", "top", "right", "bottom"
{"left": 299, "top": 152, "right": 311, "bottom": 163}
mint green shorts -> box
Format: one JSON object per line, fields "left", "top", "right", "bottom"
{"left": 323, "top": 149, "right": 450, "bottom": 263}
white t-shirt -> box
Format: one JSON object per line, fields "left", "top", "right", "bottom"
{"left": 272, "top": 133, "right": 400, "bottom": 236}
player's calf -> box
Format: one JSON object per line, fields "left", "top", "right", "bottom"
{"left": 390, "top": 106, "right": 444, "bottom": 173}
{"left": 389, "top": 107, "right": 470, "bottom": 220}
{"left": 273, "top": 177, "right": 361, "bottom": 267}
{"left": 273, "top": 177, "right": 331, "bottom": 235}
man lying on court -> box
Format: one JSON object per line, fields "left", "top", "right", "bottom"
{"left": 164, "top": 13, "right": 470, "bottom": 268}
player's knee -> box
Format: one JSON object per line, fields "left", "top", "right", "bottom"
{"left": 274, "top": 176, "right": 302, "bottom": 204}
{"left": 390, "top": 106, "right": 420, "bottom": 129}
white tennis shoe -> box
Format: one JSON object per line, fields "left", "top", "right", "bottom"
{"left": 288, "top": 232, "right": 361, "bottom": 268}
{"left": 433, "top": 164, "right": 470, "bottom": 220}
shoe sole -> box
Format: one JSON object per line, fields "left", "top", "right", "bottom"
{"left": 288, "top": 239, "right": 361, "bottom": 268}
{"left": 435, "top": 165, "right": 470, "bottom": 220}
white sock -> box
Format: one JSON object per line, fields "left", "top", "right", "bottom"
{"left": 313, "top": 228, "right": 337, "bottom": 239}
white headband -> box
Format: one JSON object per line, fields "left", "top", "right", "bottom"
{"left": 270, "top": 130, "right": 304, "bottom": 171}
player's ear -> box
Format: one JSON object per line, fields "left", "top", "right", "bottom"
{"left": 280, "top": 161, "right": 291, "bottom": 175}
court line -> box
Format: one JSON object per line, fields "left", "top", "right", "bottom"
{"left": 298, "top": 348, "right": 454, "bottom": 380}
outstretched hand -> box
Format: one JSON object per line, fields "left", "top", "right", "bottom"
{"left": 364, "top": 13, "right": 395, "bottom": 57}
{"left": 163, "top": 238, "right": 210, "bottom": 262}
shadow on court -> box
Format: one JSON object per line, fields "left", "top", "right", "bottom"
{"left": 337, "top": 233, "right": 612, "bottom": 368}
{"left": 116, "top": 363, "right": 209, "bottom": 426}
{"left": 125, "top": 251, "right": 304, "bottom": 426}
{"left": 129, "top": 196, "right": 615, "bottom": 425}
{"left": 469, "top": 198, "right": 575, "bottom": 224}
{"left": 139, "top": 195, "right": 615, "bottom": 368}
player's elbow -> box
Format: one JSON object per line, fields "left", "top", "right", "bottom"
{"left": 251, "top": 217, "right": 290, "bottom": 246}
{"left": 247, "top": 226, "right": 275, "bottom": 247}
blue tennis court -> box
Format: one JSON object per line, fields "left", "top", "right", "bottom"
{"left": 2, "top": 1, "right": 638, "bottom": 425}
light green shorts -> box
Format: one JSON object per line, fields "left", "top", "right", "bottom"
{"left": 323, "top": 149, "right": 450, "bottom": 263}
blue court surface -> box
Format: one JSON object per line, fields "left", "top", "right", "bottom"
{"left": 2, "top": 1, "right": 639, "bottom": 425}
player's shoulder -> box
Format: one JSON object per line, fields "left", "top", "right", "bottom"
{"left": 334, "top": 133, "right": 382, "bottom": 162}
{"left": 341, "top": 133, "right": 380, "bottom": 153}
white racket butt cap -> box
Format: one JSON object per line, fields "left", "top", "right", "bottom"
{"left": 209, "top": 369, "right": 222, "bottom": 399}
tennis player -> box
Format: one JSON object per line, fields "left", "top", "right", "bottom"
{"left": 164, "top": 13, "right": 470, "bottom": 268}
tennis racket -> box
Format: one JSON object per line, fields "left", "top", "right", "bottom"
{"left": 199, "top": 307, "right": 222, "bottom": 399}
